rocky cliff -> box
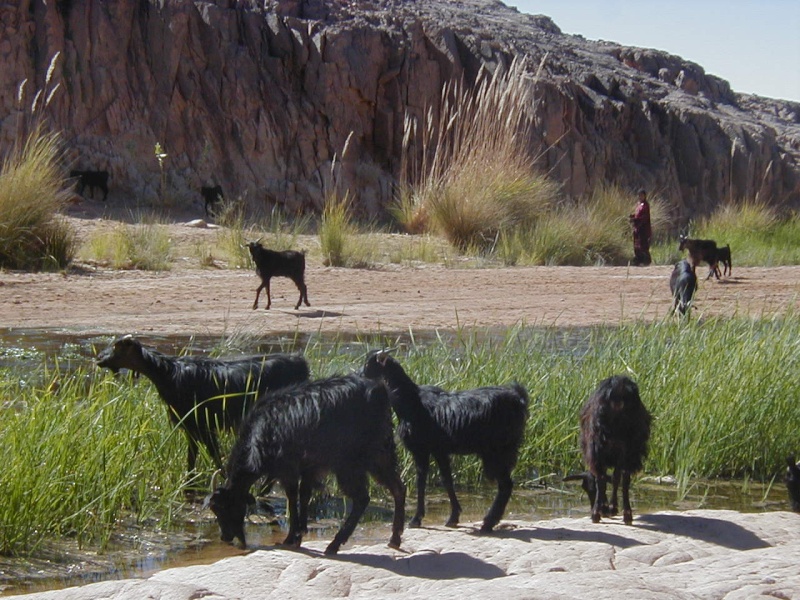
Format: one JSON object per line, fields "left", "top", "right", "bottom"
{"left": 2, "top": 0, "right": 798, "bottom": 219}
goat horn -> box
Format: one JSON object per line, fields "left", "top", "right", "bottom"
{"left": 210, "top": 468, "right": 224, "bottom": 492}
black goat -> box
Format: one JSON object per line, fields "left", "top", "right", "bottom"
{"left": 786, "top": 457, "right": 800, "bottom": 512}
{"left": 247, "top": 241, "right": 310, "bottom": 310}
{"left": 678, "top": 234, "right": 719, "bottom": 280}
{"left": 669, "top": 259, "right": 698, "bottom": 316}
{"left": 362, "top": 350, "right": 529, "bottom": 532}
{"left": 200, "top": 185, "right": 224, "bottom": 218}
{"left": 579, "top": 375, "right": 651, "bottom": 525}
{"left": 96, "top": 335, "right": 310, "bottom": 473}
{"left": 208, "top": 374, "right": 405, "bottom": 555}
{"left": 715, "top": 244, "right": 732, "bottom": 277}
{"left": 70, "top": 169, "right": 109, "bottom": 201}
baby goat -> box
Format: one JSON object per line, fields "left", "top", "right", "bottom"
{"left": 247, "top": 241, "right": 310, "bottom": 310}
{"left": 362, "top": 350, "right": 529, "bottom": 532}
{"left": 209, "top": 374, "right": 405, "bottom": 555}
{"left": 678, "top": 234, "right": 720, "bottom": 280}
{"left": 579, "top": 375, "right": 651, "bottom": 525}
{"left": 96, "top": 335, "right": 310, "bottom": 473}
{"left": 669, "top": 259, "right": 698, "bottom": 316}
{"left": 786, "top": 457, "right": 800, "bottom": 512}
{"left": 715, "top": 244, "right": 732, "bottom": 277}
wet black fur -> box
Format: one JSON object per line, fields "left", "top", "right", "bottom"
{"left": 96, "top": 335, "right": 310, "bottom": 473}
{"left": 579, "top": 375, "right": 651, "bottom": 525}
{"left": 209, "top": 374, "right": 405, "bottom": 555}
{"left": 362, "top": 350, "right": 529, "bottom": 532}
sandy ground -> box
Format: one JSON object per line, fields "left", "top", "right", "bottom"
{"left": 0, "top": 203, "right": 798, "bottom": 338}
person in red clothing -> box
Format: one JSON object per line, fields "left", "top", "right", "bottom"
{"left": 629, "top": 189, "right": 652, "bottom": 266}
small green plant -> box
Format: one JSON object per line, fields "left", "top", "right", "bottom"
{"left": 85, "top": 223, "right": 172, "bottom": 270}
{"left": 319, "top": 193, "right": 358, "bottom": 267}
{"left": 154, "top": 142, "right": 168, "bottom": 205}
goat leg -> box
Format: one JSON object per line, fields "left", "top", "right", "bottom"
{"left": 252, "top": 283, "right": 265, "bottom": 310}
{"left": 481, "top": 472, "right": 512, "bottom": 532}
{"left": 592, "top": 471, "right": 608, "bottom": 523}
{"left": 281, "top": 480, "right": 303, "bottom": 547}
{"left": 325, "top": 473, "right": 369, "bottom": 555}
{"left": 298, "top": 475, "right": 315, "bottom": 536}
{"left": 435, "top": 454, "right": 462, "bottom": 527}
{"left": 607, "top": 468, "right": 621, "bottom": 516}
{"left": 622, "top": 471, "right": 633, "bottom": 525}
{"left": 410, "top": 457, "right": 429, "bottom": 527}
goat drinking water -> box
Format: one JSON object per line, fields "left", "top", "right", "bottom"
{"left": 579, "top": 375, "right": 651, "bottom": 525}
{"left": 208, "top": 374, "right": 406, "bottom": 554}
{"left": 247, "top": 241, "right": 310, "bottom": 310}
{"left": 96, "top": 335, "right": 310, "bottom": 473}
{"left": 362, "top": 350, "right": 529, "bottom": 532}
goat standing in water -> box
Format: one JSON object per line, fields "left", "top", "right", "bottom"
{"left": 579, "top": 375, "right": 651, "bottom": 525}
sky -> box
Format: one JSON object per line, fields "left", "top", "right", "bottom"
{"left": 509, "top": 1, "right": 800, "bottom": 103}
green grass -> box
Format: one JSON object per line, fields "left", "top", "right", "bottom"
{"left": 0, "top": 125, "right": 77, "bottom": 270}
{"left": 2, "top": 313, "right": 799, "bottom": 557}
{"left": 84, "top": 222, "right": 172, "bottom": 270}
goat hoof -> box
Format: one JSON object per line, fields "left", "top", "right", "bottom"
{"left": 324, "top": 543, "right": 340, "bottom": 555}
{"left": 591, "top": 513, "right": 601, "bottom": 524}
{"left": 623, "top": 511, "right": 633, "bottom": 525}
{"left": 387, "top": 535, "right": 402, "bottom": 550}
{"left": 409, "top": 518, "right": 422, "bottom": 528}
{"left": 479, "top": 523, "right": 495, "bottom": 533}
{"left": 445, "top": 519, "right": 459, "bottom": 528}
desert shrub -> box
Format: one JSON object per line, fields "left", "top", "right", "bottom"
{"left": 319, "top": 194, "right": 360, "bottom": 267}
{"left": 399, "top": 59, "right": 560, "bottom": 252}
{"left": 86, "top": 222, "right": 172, "bottom": 270}
{"left": 0, "top": 125, "right": 77, "bottom": 270}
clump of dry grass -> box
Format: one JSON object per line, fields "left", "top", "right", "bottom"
{"left": 398, "top": 58, "right": 559, "bottom": 252}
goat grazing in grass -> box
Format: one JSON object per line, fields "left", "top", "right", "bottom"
{"left": 247, "top": 241, "right": 310, "bottom": 310}
{"left": 362, "top": 350, "right": 529, "bottom": 532}
{"left": 70, "top": 169, "right": 109, "bottom": 201}
{"left": 579, "top": 375, "right": 651, "bottom": 525}
{"left": 716, "top": 244, "right": 732, "bottom": 277}
{"left": 96, "top": 335, "right": 310, "bottom": 473}
{"left": 669, "top": 259, "right": 698, "bottom": 316}
{"left": 786, "top": 457, "right": 800, "bottom": 512}
{"left": 200, "top": 185, "right": 224, "bottom": 218}
{"left": 208, "top": 374, "right": 406, "bottom": 555}
{"left": 679, "top": 234, "right": 720, "bottom": 280}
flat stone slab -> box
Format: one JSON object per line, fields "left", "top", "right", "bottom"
{"left": 9, "top": 510, "right": 798, "bottom": 600}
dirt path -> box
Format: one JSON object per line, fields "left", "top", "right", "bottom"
{"left": 1, "top": 205, "right": 798, "bottom": 337}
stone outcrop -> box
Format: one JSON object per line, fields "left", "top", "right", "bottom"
{"left": 6, "top": 510, "right": 800, "bottom": 599}
{"left": 1, "top": 0, "right": 798, "bottom": 219}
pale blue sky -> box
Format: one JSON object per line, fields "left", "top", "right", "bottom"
{"left": 510, "top": 1, "right": 800, "bottom": 102}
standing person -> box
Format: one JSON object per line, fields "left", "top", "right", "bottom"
{"left": 629, "top": 189, "right": 652, "bottom": 266}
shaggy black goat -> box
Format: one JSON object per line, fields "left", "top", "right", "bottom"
{"left": 579, "top": 375, "right": 651, "bottom": 525}
{"left": 716, "top": 244, "right": 732, "bottom": 277}
{"left": 669, "top": 259, "right": 698, "bottom": 316}
{"left": 247, "top": 241, "right": 310, "bottom": 310}
{"left": 96, "top": 335, "right": 310, "bottom": 473}
{"left": 679, "top": 234, "right": 719, "bottom": 280}
{"left": 786, "top": 457, "right": 800, "bottom": 512}
{"left": 362, "top": 350, "right": 529, "bottom": 532}
{"left": 70, "top": 169, "right": 109, "bottom": 201}
{"left": 200, "top": 185, "right": 224, "bottom": 218}
{"left": 208, "top": 374, "right": 405, "bottom": 555}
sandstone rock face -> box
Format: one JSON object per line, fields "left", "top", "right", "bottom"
{"left": 1, "top": 0, "right": 798, "bottom": 219}
{"left": 6, "top": 511, "right": 800, "bottom": 600}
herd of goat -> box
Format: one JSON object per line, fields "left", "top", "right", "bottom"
{"left": 95, "top": 333, "right": 800, "bottom": 555}
{"left": 71, "top": 178, "right": 793, "bottom": 554}
{"left": 95, "top": 336, "right": 655, "bottom": 554}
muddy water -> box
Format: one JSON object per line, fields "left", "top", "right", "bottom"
{"left": 0, "top": 328, "right": 791, "bottom": 596}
